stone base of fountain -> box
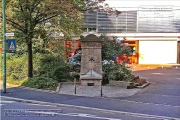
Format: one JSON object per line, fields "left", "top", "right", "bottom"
{"left": 80, "top": 70, "right": 102, "bottom": 86}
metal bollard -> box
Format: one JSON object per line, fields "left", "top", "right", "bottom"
{"left": 100, "top": 80, "right": 102, "bottom": 97}
{"left": 74, "top": 78, "right": 76, "bottom": 94}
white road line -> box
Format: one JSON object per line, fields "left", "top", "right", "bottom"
{"left": 0, "top": 101, "right": 14, "bottom": 106}
{"left": 152, "top": 73, "right": 164, "bottom": 75}
{"left": 0, "top": 104, "right": 5, "bottom": 106}
{"left": 175, "top": 73, "right": 180, "bottom": 75}
{"left": 0, "top": 101, "right": 14, "bottom": 103}
{"left": 26, "top": 111, "right": 122, "bottom": 120}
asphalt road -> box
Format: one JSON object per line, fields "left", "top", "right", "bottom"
{"left": 1, "top": 67, "right": 180, "bottom": 120}
{"left": 1, "top": 98, "right": 160, "bottom": 120}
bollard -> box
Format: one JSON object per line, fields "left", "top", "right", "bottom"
{"left": 74, "top": 78, "right": 76, "bottom": 94}
{"left": 100, "top": 80, "right": 102, "bottom": 97}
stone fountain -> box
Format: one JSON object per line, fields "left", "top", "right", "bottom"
{"left": 79, "top": 34, "right": 103, "bottom": 86}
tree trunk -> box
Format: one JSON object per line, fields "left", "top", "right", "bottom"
{"left": 27, "top": 42, "right": 33, "bottom": 78}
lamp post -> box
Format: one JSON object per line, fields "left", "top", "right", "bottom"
{"left": 2, "top": 0, "right": 6, "bottom": 93}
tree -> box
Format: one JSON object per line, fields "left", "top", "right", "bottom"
{"left": 2, "top": 0, "right": 120, "bottom": 78}
{"left": 102, "top": 36, "right": 132, "bottom": 63}
{"left": 3, "top": 0, "right": 83, "bottom": 77}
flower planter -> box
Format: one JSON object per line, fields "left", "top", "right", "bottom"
{"left": 109, "top": 80, "right": 134, "bottom": 89}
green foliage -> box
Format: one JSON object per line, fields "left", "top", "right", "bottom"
{"left": 101, "top": 35, "right": 135, "bottom": 83}
{"left": 103, "top": 64, "right": 135, "bottom": 82}
{"left": 37, "top": 54, "right": 73, "bottom": 82}
{"left": 4, "top": 0, "right": 85, "bottom": 78}
{"left": 22, "top": 77, "right": 58, "bottom": 90}
{"left": 5, "top": 50, "right": 73, "bottom": 89}
{"left": 6, "top": 54, "right": 28, "bottom": 85}
{"left": 102, "top": 35, "right": 132, "bottom": 63}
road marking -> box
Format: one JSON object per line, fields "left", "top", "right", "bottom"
{"left": 0, "top": 101, "right": 14, "bottom": 103}
{"left": 1, "top": 96, "right": 180, "bottom": 120}
{"left": 174, "top": 73, "right": 180, "bottom": 75}
{"left": 60, "top": 113, "right": 122, "bottom": 120}
{"left": 26, "top": 111, "right": 122, "bottom": 120}
{"left": 0, "top": 104, "right": 5, "bottom": 106}
{"left": 152, "top": 73, "right": 164, "bottom": 75}
{"left": 0, "top": 101, "right": 14, "bottom": 106}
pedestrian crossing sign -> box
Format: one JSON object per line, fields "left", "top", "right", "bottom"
{"left": 7, "top": 39, "right": 16, "bottom": 53}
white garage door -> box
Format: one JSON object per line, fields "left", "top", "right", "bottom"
{"left": 139, "top": 41, "right": 177, "bottom": 64}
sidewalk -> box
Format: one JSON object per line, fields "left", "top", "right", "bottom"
{"left": 58, "top": 84, "right": 141, "bottom": 97}
{"left": 0, "top": 84, "right": 142, "bottom": 109}
{"left": 0, "top": 82, "right": 141, "bottom": 98}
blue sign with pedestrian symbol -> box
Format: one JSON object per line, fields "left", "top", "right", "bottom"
{"left": 7, "top": 39, "right": 16, "bottom": 53}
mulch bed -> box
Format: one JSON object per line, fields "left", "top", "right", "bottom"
{"left": 132, "top": 76, "right": 148, "bottom": 87}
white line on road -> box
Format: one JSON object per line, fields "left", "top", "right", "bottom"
{"left": 175, "top": 73, "right": 180, "bottom": 75}
{"left": 26, "top": 111, "right": 122, "bottom": 120}
{"left": 60, "top": 113, "right": 122, "bottom": 120}
{"left": 1, "top": 96, "right": 180, "bottom": 120}
{"left": 0, "top": 101, "right": 14, "bottom": 103}
{"left": 152, "top": 73, "right": 164, "bottom": 75}
{"left": 0, "top": 104, "right": 5, "bottom": 106}
{"left": 0, "top": 101, "right": 14, "bottom": 106}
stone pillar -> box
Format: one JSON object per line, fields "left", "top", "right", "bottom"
{"left": 80, "top": 34, "right": 103, "bottom": 86}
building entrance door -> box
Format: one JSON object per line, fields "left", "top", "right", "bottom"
{"left": 124, "top": 40, "right": 139, "bottom": 64}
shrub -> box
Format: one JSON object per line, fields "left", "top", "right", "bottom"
{"left": 102, "top": 63, "right": 135, "bottom": 82}
{"left": 37, "top": 54, "right": 73, "bottom": 82}
{"left": 6, "top": 54, "right": 28, "bottom": 85}
{"left": 101, "top": 35, "right": 135, "bottom": 83}
{"left": 22, "top": 76, "right": 58, "bottom": 90}
{"left": 5, "top": 52, "right": 73, "bottom": 88}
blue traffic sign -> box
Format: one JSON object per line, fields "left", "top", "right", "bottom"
{"left": 7, "top": 39, "right": 16, "bottom": 53}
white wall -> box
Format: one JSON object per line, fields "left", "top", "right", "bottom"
{"left": 139, "top": 41, "right": 177, "bottom": 64}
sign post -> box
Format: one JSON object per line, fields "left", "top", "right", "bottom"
{"left": 2, "top": 0, "right": 6, "bottom": 93}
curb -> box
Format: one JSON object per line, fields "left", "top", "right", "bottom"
{"left": 136, "top": 82, "right": 150, "bottom": 88}
{"left": 1, "top": 96, "right": 179, "bottom": 120}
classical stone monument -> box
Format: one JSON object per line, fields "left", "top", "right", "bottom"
{"left": 79, "top": 34, "right": 103, "bottom": 86}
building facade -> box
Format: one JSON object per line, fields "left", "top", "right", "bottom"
{"left": 81, "top": 5, "right": 180, "bottom": 64}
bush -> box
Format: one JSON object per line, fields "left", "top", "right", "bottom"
{"left": 101, "top": 35, "right": 135, "bottom": 83}
{"left": 102, "top": 63, "right": 135, "bottom": 82}
{"left": 37, "top": 54, "right": 73, "bottom": 82}
{"left": 22, "top": 76, "right": 58, "bottom": 90}
{"left": 6, "top": 54, "right": 28, "bottom": 85}
{"left": 5, "top": 52, "right": 73, "bottom": 89}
